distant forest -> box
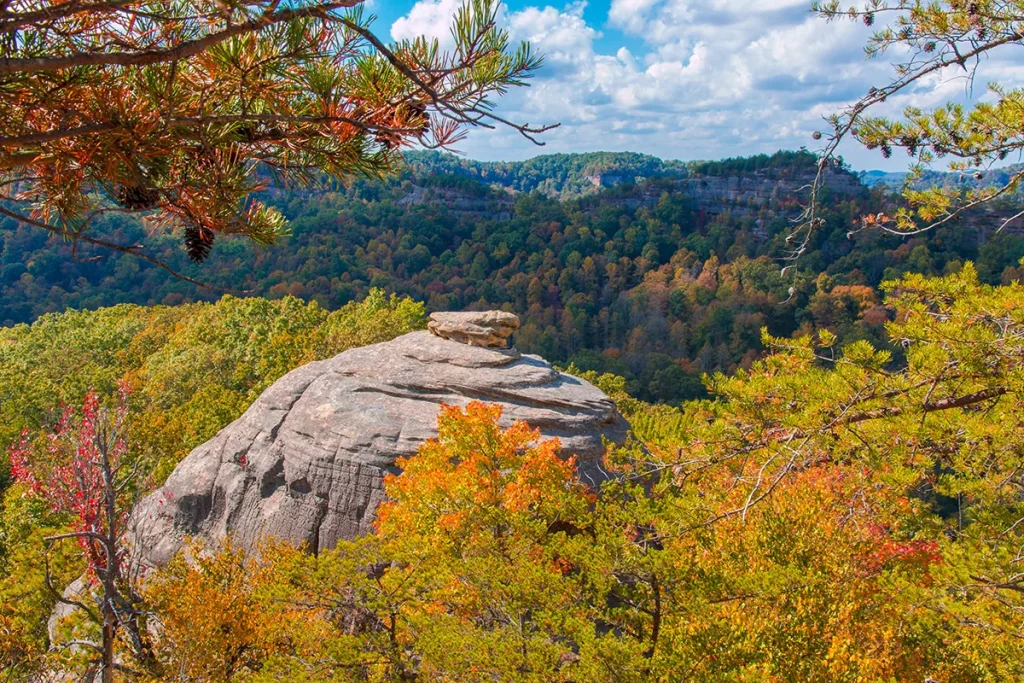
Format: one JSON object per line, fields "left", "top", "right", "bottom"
{"left": 3, "top": 150, "right": 1023, "bottom": 403}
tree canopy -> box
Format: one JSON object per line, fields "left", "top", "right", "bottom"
{"left": 4, "top": 268, "right": 1024, "bottom": 680}
{"left": 0, "top": 0, "right": 550, "bottom": 281}
{"left": 813, "top": 0, "right": 1024, "bottom": 236}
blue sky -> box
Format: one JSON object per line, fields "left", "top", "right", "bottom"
{"left": 373, "top": 0, "right": 1024, "bottom": 171}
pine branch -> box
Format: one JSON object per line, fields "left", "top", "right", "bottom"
{"left": 0, "top": 203, "right": 252, "bottom": 292}
{"left": 0, "top": 2, "right": 362, "bottom": 76}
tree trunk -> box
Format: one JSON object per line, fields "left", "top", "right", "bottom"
{"left": 101, "top": 424, "right": 119, "bottom": 683}
{"left": 102, "top": 604, "right": 115, "bottom": 683}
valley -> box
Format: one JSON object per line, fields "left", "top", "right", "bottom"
{"left": 4, "top": 150, "right": 1020, "bottom": 404}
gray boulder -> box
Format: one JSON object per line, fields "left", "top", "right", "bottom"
{"left": 133, "top": 327, "right": 628, "bottom": 566}
{"left": 427, "top": 310, "right": 520, "bottom": 347}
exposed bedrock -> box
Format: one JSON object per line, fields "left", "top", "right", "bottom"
{"left": 133, "top": 319, "right": 629, "bottom": 566}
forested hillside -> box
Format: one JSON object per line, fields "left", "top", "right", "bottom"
{"left": 5, "top": 268, "right": 1024, "bottom": 681}
{"left": 5, "top": 155, "right": 1024, "bottom": 681}
{"left": 4, "top": 150, "right": 1022, "bottom": 403}
{"left": 402, "top": 150, "right": 689, "bottom": 197}
{"left": 861, "top": 163, "right": 1024, "bottom": 192}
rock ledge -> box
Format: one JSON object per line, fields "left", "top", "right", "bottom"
{"left": 427, "top": 310, "right": 520, "bottom": 348}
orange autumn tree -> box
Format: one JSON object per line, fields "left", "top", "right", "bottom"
{"left": 141, "top": 402, "right": 598, "bottom": 681}
{"left": 373, "top": 401, "right": 597, "bottom": 680}
{"left": 592, "top": 462, "right": 945, "bottom": 681}
{"left": 0, "top": 0, "right": 550, "bottom": 280}
{"left": 142, "top": 539, "right": 271, "bottom": 682}
{"left": 142, "top": 400, "right": 953, "bottom": 682}
{"left": 378, "top": 402, "right": 590, "bottom": 543}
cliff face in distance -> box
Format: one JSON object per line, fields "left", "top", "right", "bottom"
{"left": 402, "top": 148, "right": 862, "bottom": 202}
{"left": 397, "top": 152, "right": 862, "bottom": 223}
{"left": 4, "top": 149, "right": 1023, "bottom": 404}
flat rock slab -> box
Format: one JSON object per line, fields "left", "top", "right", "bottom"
{"left": 427, "top": 310, "right": 520, "bottom": 347}
{"left": 134, "top": 331, "right": 629, "bottom": 566}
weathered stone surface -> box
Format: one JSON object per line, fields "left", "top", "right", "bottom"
{"left": 427, "top": 310, "right": 520, "bottom": 347}
{"left": 133, "top": 330, "right": 628, "bottom": 567}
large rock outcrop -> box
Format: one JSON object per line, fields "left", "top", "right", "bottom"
{"left": 133, "top": 317, "right": 628, "bottom": 566}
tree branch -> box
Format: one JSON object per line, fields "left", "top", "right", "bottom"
{"left": 842, "top": 387, "right": 1008, "bottom": 426}
{"left": 0, "top": 2, "right": 361, "bottom": 76}
{"left": 0, "top": 203, "right": 253, "bottom": 293}
{"left": 969, "top": 574, "right": 1024, "bottom": 593}
{"left": 43, "top": 553, "right": 102, "bottom": 625}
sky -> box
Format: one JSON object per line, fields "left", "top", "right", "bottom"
{"left": 369, "top": 0, "right": 1024, "bottom": 171}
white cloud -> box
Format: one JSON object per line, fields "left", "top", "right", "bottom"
{"left": 508, "top": 3, "right": 597, "bottom": 67}
{"left": 390, "top": 0, "right": 1024, "bottom": 169}
{"left": 607, "top": 0, "right": 666, "bottom": 34}
{"left": 390, "top": 0, "right": 464, "bottom": 47}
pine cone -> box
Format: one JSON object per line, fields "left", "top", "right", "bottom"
{"left": 184, "top": 226, "right": 215, "bottom": 263}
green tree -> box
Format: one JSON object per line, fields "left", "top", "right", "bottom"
{"left": 812, "top": 0, "right": 1024, "bottom": 237}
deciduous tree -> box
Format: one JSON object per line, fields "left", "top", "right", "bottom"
{"left": 9, "top": 386, "right": 149, "bottom": 682}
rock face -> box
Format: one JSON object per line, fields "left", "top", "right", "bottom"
{"left": 678, "top": 167, "right": 862, "bottom": 212}
{"left": 427, "top": 310, "right": 520, "bottom": 347}
{"left": 133, "top": 321, "right": 628, "bottom": 567}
